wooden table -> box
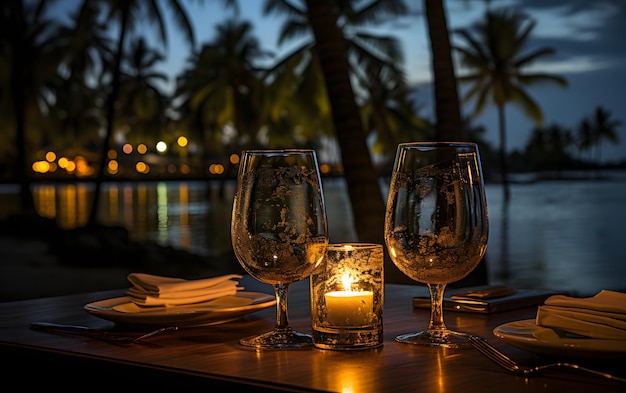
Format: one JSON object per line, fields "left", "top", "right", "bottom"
{"left": 0, "top": 276, "right": 624, "bottom": 392}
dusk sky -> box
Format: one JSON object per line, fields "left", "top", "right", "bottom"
{"left": 52, "top": 0, "right": 626, "bottom": 163}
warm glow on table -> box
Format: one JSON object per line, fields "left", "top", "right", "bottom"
{"left": 325, "top": 290, "right": 373, "bottom": 326}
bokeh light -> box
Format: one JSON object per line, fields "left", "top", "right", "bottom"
{"left": 156, "top": 141, "right": 168, "bottom": 153}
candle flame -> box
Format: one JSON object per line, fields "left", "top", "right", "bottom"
{"left": 341, "top": 274, "right": 355, "bottom": 291}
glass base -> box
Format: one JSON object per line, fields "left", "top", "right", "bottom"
{"left": 395, "top": 329, "right": 473, "bottom": 349}
{"left": 239, "top": 329, "right": 313, "bottom": 349}
{"left": 312, "top": 326, "right": 383, "bottom": 350}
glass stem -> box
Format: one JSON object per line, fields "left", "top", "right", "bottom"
{"left": 273, "top": 283, "right": 291, "bottom": 332}
{"left": 427, "top": 283, "right": 447, "bottom": 333}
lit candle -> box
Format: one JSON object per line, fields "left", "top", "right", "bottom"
{"left": 325, "top": 290, "right": 373, "bottom": 326}
{"left": 324, "top": 273, "right": 374, "bottom": 326}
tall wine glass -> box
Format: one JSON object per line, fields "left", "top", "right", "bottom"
{"left": 231, "top": 149, "right": 329, "bottom": 349}
{"left": 384, "top": 142, "right": 489, "bottom": 348}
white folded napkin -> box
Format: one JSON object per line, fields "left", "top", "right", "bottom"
{"left": 126, "top": 273, "right": 244, "bottom": 307}
{"left": 536, "top": 290, "right": 626, "bottom": 340}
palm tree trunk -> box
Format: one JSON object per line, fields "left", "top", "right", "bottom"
{"left": 497, "top": 104, "right": 510, "bottom": 202}
{"left": 9, "top": 0, "right": 35, "bottom": 215}
{"left": 304, "top": 0, "right": 411, "bottom": 283}
{"left": 424, "top": 0, "right": 463, "bottom": 141}
{"left": 87, "top": 11, "right": 129, "bottom": 227}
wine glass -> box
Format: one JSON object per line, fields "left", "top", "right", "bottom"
{"left": 384, "top": 142, "right": 489, "bottom": 348}
{"left": 231, "top": 149, "right": 329, "bottom": 349}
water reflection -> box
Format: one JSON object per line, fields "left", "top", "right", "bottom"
{"left": 178, "top": 183, "right": 190, "bottom": 250}
{"left": 484, "top": 176, "right": 626, "bottom": 296}
{"left": 496, "top": 201, "right": 511, "bottom": 282}
{"left": 34, "top": 184, "right": 57, "bottom": 222}
{"left": 2, "top": 174, "right": 625, "bottom": 296}
{"left": 35, "top": 183, "right": 91, "bottom": 229}
{"left": 157, "top": 182, "right": 169, "bottom": 244}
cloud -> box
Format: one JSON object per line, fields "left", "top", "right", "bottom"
{"left": 436, "top": 0, "right": 626, "bottom": 161}
{"left": 530, "top": 5, "right": 609, "bottom": 42}
{"left": 514, "top": 0, "right": 626, "bottom": 53}
{"left": 529, "top": 56, "right": 618, "bottom": 74}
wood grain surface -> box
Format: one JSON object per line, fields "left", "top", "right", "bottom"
{"left": 1, "top": 276, "right": 624, "bottom": 392}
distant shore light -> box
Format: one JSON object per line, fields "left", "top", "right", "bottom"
{"left": 156, "top": 141, "right": 168, "bottom": 153}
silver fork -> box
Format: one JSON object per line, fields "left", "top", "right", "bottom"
{"left": 468, "top": 336, "right": 626, "bottom": 383}
{"left": 30, "top": 322, "right": 178, "bottom": 345}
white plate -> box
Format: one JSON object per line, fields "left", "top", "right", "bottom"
{"left": 84, "top": 292, "right": 276, "bottom": 328}
{"left": 493, "top": 319, "right": 626, "bottom": 358}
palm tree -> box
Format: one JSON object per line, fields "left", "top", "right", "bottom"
{"left": 50, "top": 1, "right": 112, "bottom": 158}
{"left": 423, "top": 0, "right": 463, "bottom": 141}
{"left": 263, "top": 0, "right": 411, "bottom": 158}
{"left": 87, "top": 0, "right": 195, "bottom": 227}
{"left": 58, "top": 1, "right": 113, "bottom": 83}
{"left": 175, "top": 19, "right": 271, "bottom": 157}
{"left": 264, "top": 0, "right": 410, "bottom": 156}
{"left": 46, "top": 73, "right": 104, "bottom": 161}
{"left": 262, "top": 47, "right": 335, "bottom": 148}
{"left": 116, "top": 37, "right": 169, "bottom": 145}
{"left": 263, "top": 0, "right": 407, "bottom": 99}
{"left": 577, "top": 106, "right": 621, "bottom": 165}
{"left": 360, "top": 68, "right": 431, "bottom": 162}
{"left": 265, "top": 0, "right": 411, "bottom": 282}
{"left": 454, "top": 8, "right": 568, "bottom": 201}
{"left": 525, "top": 124, "right": 575, "bottom": 172}
{"left": 0, "top": 0, "right": 63, "bottom": 215}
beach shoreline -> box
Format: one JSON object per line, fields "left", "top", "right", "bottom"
{"left": 0, "top": 213, "right": 244, "bottom": 302}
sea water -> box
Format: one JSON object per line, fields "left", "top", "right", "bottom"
{"left": 1, "top": 170, "right": 625, "bottom": 296}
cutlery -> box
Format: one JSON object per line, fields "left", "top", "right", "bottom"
{"left": 468, "top": 335, "right": 626, "bottom": 383}
{"left": 30, "top": 322, "right": 178, "bottom": 345}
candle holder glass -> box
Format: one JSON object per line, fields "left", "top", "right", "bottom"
{"left": 310, "top": 243, "right": 384, "bottom": 350}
